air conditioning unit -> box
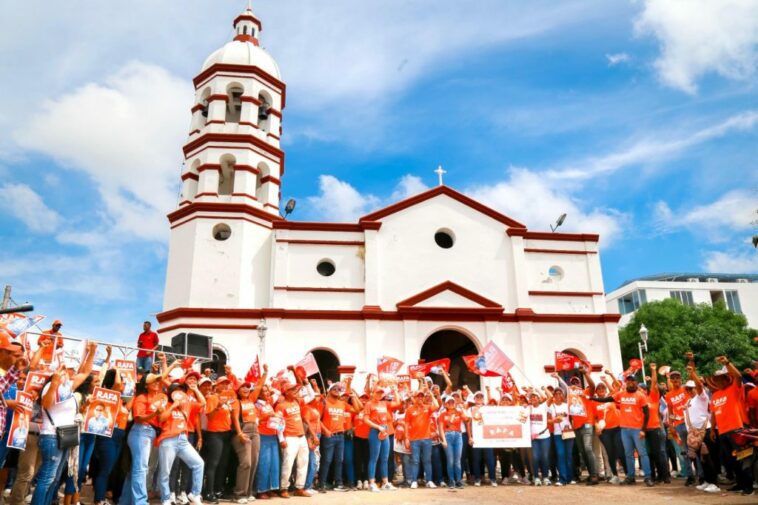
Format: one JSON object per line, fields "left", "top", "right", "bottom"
{"left": 706, "top": 277, "right": 718, "bottom": 283}
{"left": 736, "top": 278, "right": 749, "bottom": 283}
{"left": 687, "top": 278, "right": 699, "bottom": 283}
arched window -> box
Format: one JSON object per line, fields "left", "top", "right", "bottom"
{"left": 218, "top": 155, "right": 236, "bottom": 195}
{"left": 256, "top": 162, "right": 270, "bottom": 204}
{"left": 257, "top": 91, "right": 272, "bottom": 132}
{"left": 226, "top": 85, "right": 243, "bottom": 123}
{"left": 243, "top": 26, "right": 248, "bottom": 35}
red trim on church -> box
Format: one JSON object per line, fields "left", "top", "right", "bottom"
{"left": 193, "top": 64, "right": 287, "bottom": 108}
{"left": 360, "top": 185, "right": 527, "bottom": 229}
{"left": 396, "top": 281, "right": 502, "bottom": 310}
{"left": 273, "top": 286, "right": 365, "bottom": 293}
{"left": 529, "top": 290, "right": 603, "bottom": 297}
{"left": 507, "top": 228, "right": 600, "bottom": 243}
{"left": 167, "top": 202, "right": 283, "bottom": 226}
{"left": 158, "top": 323, "right": 258, "bottom": 334}
{"left": 183, "top": 133, "right": 285, "bottom": 164}
{"left": 277, "top": 239, "right": 364, "bottom": 246}
{"left": 181, "top": 173, "right": 199, "bottom": 181}
{"left": 272, "top": 221, "right": 381, "bottom": 232}
{"left": 524, "top": 248, "right": 597, "bottom": 255}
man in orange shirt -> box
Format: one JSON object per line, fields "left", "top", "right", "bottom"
{"left": 275, "top": 382, "right": 310, "bottom": 498}
{"left": 318, "top": 380, "right": 362, "bottom": 493}
{"left": 709, "top": 356, "right": 753, "bottom": 496}
{"left": 37, "top": 320, "right": 64, "bottom": 364}
{"left": 664, "top": 370, "right": 693, "bottom": 484}
{"left": 594, "top": 373, "right": 653, "bottom": 486}
{"left": 405, "top": 383, "right": 439, "bottom": 489}
{"left": 203, "top": 376, "right": 238, "bottom": 503}
{"left": 565, "top": 368, "right": 600, "bottom": 485}
{"left": 642, "top": 363, "right": 670, "bottom": 484}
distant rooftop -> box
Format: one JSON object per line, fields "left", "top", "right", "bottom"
{"left": 616, "top": 273, "right": 758, "bottom": 291}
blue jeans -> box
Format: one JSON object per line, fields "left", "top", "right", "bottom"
{"left": 305, "top": 434, "right": 319, "bottom": 490}
{"left": 673, "top": 424, "right": 692, "bottom": 478}
{"left": 620, "top": 428, "right": 651, "bottom": 480}
{"left": 64, "top": 432, "right": 96, "bottom": 494}
{"left": 31, "top": 435, "right": 68, "bottom": 505}
{"left": 431, "top": 444, "right": 444, "bottom": 484}
{"left": 159, "top": 433, "right": 204, "bottom": 501}
{"left": 343, "top": 436, "right": 355, "bottom": 485}
{"left": 136, "top": 356, "right": 153, "bottom": 372}
{"left": 444, "top": 432, "right": 463, "bottom": 485}
{"left": 410, "top": 439, "right": 432, "bottom": 482}
{"left": 367, "top": 428, "right": 390, "bottom": 481}
{"left": 94, "top": 427, "right": 125, "bottom": 501}
{"left": 532, "top": 437, "right": 550, "bottom": 480}
{"left": 120, "top": 423, "right": 155, "bottom": 505}
{"left": 319, "top": 432, "right": 344, "bottom": 487}
{"left": 255, "top": 435, "right": 280, "bottom": 493}
{"left": 471, "top": 447, "right": 496, "bottom": 481}
{"left": 553, "top": 434, "right": 574, "bottom": 484}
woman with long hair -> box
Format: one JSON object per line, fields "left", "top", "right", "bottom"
{"left": 255, "top": 384, "right": 282, "bottom": 499}
{"left": 231, "top": 365, "right": 267, "bottom": 503}
{"left": 363, "top": 384, "right": 401, "bottom": 492}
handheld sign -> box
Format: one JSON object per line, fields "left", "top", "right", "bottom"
{"left": 24, "top": 371, "right": 52, "bottom": 393}
{"left": 115, "top": 360, "right": 137, "bottom": 398}
{"left": 7, "top": 392, "right": 34, "bottom": 450}
{"left": 83, "top": 387, "right": 121, "bottom": 437}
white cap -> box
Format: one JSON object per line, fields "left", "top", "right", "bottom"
{"left": 684, "top": 380, "right": 696, "bottom": 388}
{"left": 713, "top": 367, "right": 729, "bottom": 377}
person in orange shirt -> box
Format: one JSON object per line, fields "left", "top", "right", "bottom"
{"left": 405, "top": 384, "right": 439, "bottom": 489}
{"left": 363, "top": 384, "right": 402, "bottom": 492}
{"left": 202, "top": 376, "right": 239, "bottom": 503}
{"left": 438, "top": 395, "right": 466, "bottom": 490}
{"left": 157, "top": 381, "right": 206, "bottom": 505}
{"left": 592, "top": 380, "right": 624, "bottom": 483}
{"left": 641, "top": 363, "right": 670, "bottom": 484}
{"left": 231, "top": 364, "right": 267, "bottom": 503}
{"left": 275, "top": 382, "right": 310, "bottom": 498}
{"left": 37, "top": 320, "right": 64, "bottom": 364}
{"left": 748, "top": 379, "right": 758, "bottom": 428}
{"left": 709, "top": 356, "right": 753, "bottom": 496}
{"left": 593, "top": 373, "right": 653, "bottom": 486}
{"left": 352, "top": 398, "right": 370, "bottom": 490}
{"left": 664, "top": 369, "right": 693, "bottom": 484}
{"left": 562, "top": 367, "right": 600, "bottom": 485}
{"left": 255, "top": 384, "right": 283, "bottom": 499}
{"left": 317, "top": 377, "right": 362, "bottom": 493}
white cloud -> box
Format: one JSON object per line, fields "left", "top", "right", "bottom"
{"left": 13, "top": 61, "right": 191, "bottom": 242}
{"left": 0, "top": 183, "right": 62, "bottom": 233}
{"left": 391, "top": 175, "right": 430, "bottom": 201}
{"left": 635, "top": 0, "right": 758, "bottom": 94}
{"left": 466, "top": 168, "right": 626, "bottom": 245}
{"left": 307, "top": 175, "right": 381, "bottom": 222}
{"left": 702, "top": 250, "right": 758, "bottom": 273}
{"left": 549, "top": 110, "right": 758, "bottom": 181}
{"left": 606, "top": 52, "right": 630, "bottom": 66}
{"left": 654, "top": 189, "right": 758, "bottom": 242}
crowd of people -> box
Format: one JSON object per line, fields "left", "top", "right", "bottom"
{"left": 0, "top": 320, "right": 755, "bottom": 505}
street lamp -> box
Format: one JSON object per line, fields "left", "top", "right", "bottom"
{"left": 257, "top": 318, "right": 268, "bottom": 361}
{"left": 638, "top": 324, "right": 649, "bottom": 385}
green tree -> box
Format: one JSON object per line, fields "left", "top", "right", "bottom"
{"left": 619, "top": 298, "right": 757, "bottom": 376}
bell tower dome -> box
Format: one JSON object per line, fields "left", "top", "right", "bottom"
{"left": 179, "top": 2, "right": 285, "bottom": 215}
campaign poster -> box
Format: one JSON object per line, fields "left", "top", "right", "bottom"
{"left": 83, "top": 387, "right": 121, "bottom": 437}
{"left": 115, "top": 360, "right": 137, "bottom": 398}
{"left": 7, "top": 392, "right": 34, "bottom": 450}
{"left": 470, "top": 406, "right": 530, "bottom": 449}
{"left": 24, "top": 371, "right": 52, "bottom": 393}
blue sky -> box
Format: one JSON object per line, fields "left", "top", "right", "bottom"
{"left": 0, "top": 0, "right": 756, "bottom": 345}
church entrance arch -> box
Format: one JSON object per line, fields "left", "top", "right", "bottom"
{"left": 559, "top": 348, "right": 588, "bottom": 385}
{"left": 309, "top": 348, "right": 341, "bottom": 391}
{"left": 420, "top": 329, "right": 480, "bottom": 391}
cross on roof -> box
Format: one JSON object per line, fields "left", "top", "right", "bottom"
{"left": 434, "top": 165, "right": 447, "bottom": 186}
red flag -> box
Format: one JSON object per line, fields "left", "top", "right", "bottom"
{"left": 479, "top": 342, "right": 514, "bottom": 376}
{"left": 377, "top": 356, "right": 404, "bottom": 375}
{"left": 555, "top": 351, "right": 584, "bottom": 372}
{"left": 296, "top": 353, "right": 320, "bottom": 377}
{"left": 245, "top": 356, "right": 261, "bottom": 383}
{"left": 628, "top": 359, "right": 641, "bottom": 372}
{"left": 501, "top": 372, "right": 516, "bottom": 393}
{"left": 463, "top": 354, "right": 501, "bottom": 377}
{"left": 408, "top": 358, "right": 450, "bottom": 377}
{"left": 181, "top": 357, "right": 195, "bottom": 370}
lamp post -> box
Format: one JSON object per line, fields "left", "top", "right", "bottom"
{"left": 638, "top": 323, "right": 649, "bottom": 385}
{"left": 257, "top": 318, "right": 268, "bottom": 361}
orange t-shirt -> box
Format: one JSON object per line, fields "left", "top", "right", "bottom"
{"left": 613, "top": 390, "right": 648, "bottom": 429}
{"left": 257, "top": 401, "right": 279, "bottom": 436}
{"left": 646, "top": 389, "right": 661, "bottom": 430}
{"left": 439, "top": 408, "right": 465, "bottom": 432}
{"left": 405, "top": 404, "right": 434, "bottom": 441}
{"left": 158, "top": 407, "right": 189, "bottom": 443}
{"left": 747, "top": 387, "right": 758, "bottom": 427}
{"left": 569, "top": 388, "right": 595, "bottom": 430}
{"left": 365, "top": 401, "right": 391, "bottom": 428}
{"left": 711, "top": 381, "right": 745, "bottom": 434}
{"left": 303, "top": 404, "right": 321, "bottom": 436}
{"left": 665, "top": 387, "right": 688, "bottom": 426}
{"left": 276, "top": 400, "right": 305, "bottom": 437}
{"left": 353, "top": 410, "right": 369, "bottom": 439}
{"left": 37, "top": 331, "right": 65, "bottom": 362}
{"left": 322, "top": 398, "right": 348, "bottom": 434}
{"left": 206, "top": 393, "right": 238, "bottom": 432}
{"left": 116, "top": 402, "right": 130, "bottom": 430}
{"left": 342, "top": 409, "right": 353, "bottom": 431}
{"left": 594, "top": 400, "right": 620, "bottom": 429}
{"left": 239, "top": 399, "right": 258, "bottom": 424}
{"left": 132, "top": 393, "right": 167, "bottom": 428}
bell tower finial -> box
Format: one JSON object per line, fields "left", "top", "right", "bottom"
{"left": 233, "top": 2, "right": 262, "bottom": 45}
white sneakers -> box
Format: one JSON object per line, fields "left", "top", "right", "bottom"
{"left": 542, "top": 478, "right": 552, "bottom": 486}
{"left": 696, "top": 483, "right": 720, "bottom": 493}
{"left": 491, "top": 481, "right": 498, "bottom": 487}
{"left": 187, "top": 493, "right": 203, "bottom": 505}
{"left": 426, "top": 482, "right": 437, "bottom": 489}
{"left": 178, "top": 492, "right": 190, "bottom": 505}
{"left": 410, "top": 481, "right": 418, "bottom": 489}
{"left": 235, "top": 498, "right": 249, "bottom": 504}
{"left": 369, "top": 483, "right": 380, "bottom": 493}
{"left": 534, "top": 479, "right": 542, "bottom": 486}
{"left": 355, "top": 481, "right": 363, "bottom": 490}
{"left": 609, "top": 476, "right": 621, "bottom": 485}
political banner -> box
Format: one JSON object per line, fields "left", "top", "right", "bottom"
{"left": 377, "top": 356, "right": 403, "bottom": 376}
{"left": 115, "top": 360, "right": 137, "bottom": 398}
{"left": 24, "top": 371, "right": 52, "bottom": 393}
{"left": 501, "top": 372, "right": 516, "bottom": 393}
{"left": 407, "top": 358, "right": 450, "bottom": 378}
{"left": 463, "top": 355, "right": 501, "bottom": 377}
{"left": 469, "top": 406, "right": 531, "bottom": 448}
{"left": 245, "top": 356, "right": 261, "bottom": 383}
{"left": 83, "top": 387, "right": 121, "bottom": 437}
{"left": 7, "top": 391, "right": 33, "bottom": 450}
{"left": 296, "top": 353, "right": 319, "bottom": 377}
{"left": 0, "top": 314, "right": 45, "bottom": 339}
{"left": 555, "top": 351, "right": 586, "bottom": 372}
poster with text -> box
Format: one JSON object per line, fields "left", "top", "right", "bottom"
{"left": 24, "top": 371, "right": 52, "bottom": 393}
{"left": 7, "top": 392, "right": 34, "bottom": 450}
{"left": 83, "top": 387, "right": 120, "bottom": 437}
{"left": 470, "top": 406, "right": 530, "bottom": 448}
{"left": 115, "top": 360, "right": 137, "bottom": 398}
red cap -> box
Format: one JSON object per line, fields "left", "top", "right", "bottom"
{"left": 183, "top": 370, "right": 201, "bottom": 381}
{"left": 52, "top": 320, "right": 63, "bottom": 326}
{"left": 0, "top": 330, "right": 15, "bottom": 351}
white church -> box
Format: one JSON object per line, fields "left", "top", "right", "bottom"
{"left": 157, "top": 6, "right": 623, "bottom": 387}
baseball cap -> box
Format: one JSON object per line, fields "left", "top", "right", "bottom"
{"left": 237, "top": 381, "right": 252, "bottom": 390}
{"left": 283, "top": 381, "right": 300, "bottom": 391}
{"left": 625, "top": 374, "right": 638, "bottom": 381}
{"left": 684, "top": 380, "right": 696, "bottom": 388}
{"left": 215, "top": 376, "right": 229, "bottom": 385}
{"left": 198, "top": 377, "right": 212, "bottom": 386}
{"left": 52, "top": 320, "right": 63, "bottom": 326}
{"left": 0, "top": 331, "right": 17, "bottom": 352}
{"left": 669, "top": 370, "right": 682, "bottom": 377}
{"left": 713, "top": 367, "right": 729, "bottom": 377}
{"left": 183, "top": 370, "right": 201, "bottom": 381}
{"left": 145, "top": 373, "right": 162, "bottom": 385}
{"left": 328, "top": 383, "right": 343, "bottom": 392}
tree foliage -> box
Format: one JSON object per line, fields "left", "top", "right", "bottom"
{"left": 619, "top": 298, "right": 756, "bottom": 376}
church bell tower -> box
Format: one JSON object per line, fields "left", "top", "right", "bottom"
{"left": 162, "top": 4, "right": 285, "bottom": 312}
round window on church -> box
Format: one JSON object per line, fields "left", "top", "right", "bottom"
{"left": 434, "top": 229, "right": 455, "bottom": 249}
{"left": 548, "top": 266, "right": 564, "bottom": 281}
{"left": 317, "top": 259, "right": 336, "bottom": 277}
{"left": 212, "top": 223, "right": 232, "bottom": 241}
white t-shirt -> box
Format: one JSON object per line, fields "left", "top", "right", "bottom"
{"left": 685, "top": 390, "right": 710, "bottom": 430}
{"left": 40, "top": 381, "right": 78, "bottom": 436}
{"left": 549, "top": 402, "right": 570, "bottom": 435}
{"left": 530, "top": 404, "right": 550, "bottom": 440}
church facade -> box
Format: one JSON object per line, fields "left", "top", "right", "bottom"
{"left": 157, "top": 6, "right": 622, "bottom": 386}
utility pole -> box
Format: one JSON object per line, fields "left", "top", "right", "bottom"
{"left": 1, "top": 286, "right": 10, "bottom": 310}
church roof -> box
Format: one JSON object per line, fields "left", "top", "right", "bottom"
{"left": 359, "top": 185, "right": 527, "bottom": 229}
